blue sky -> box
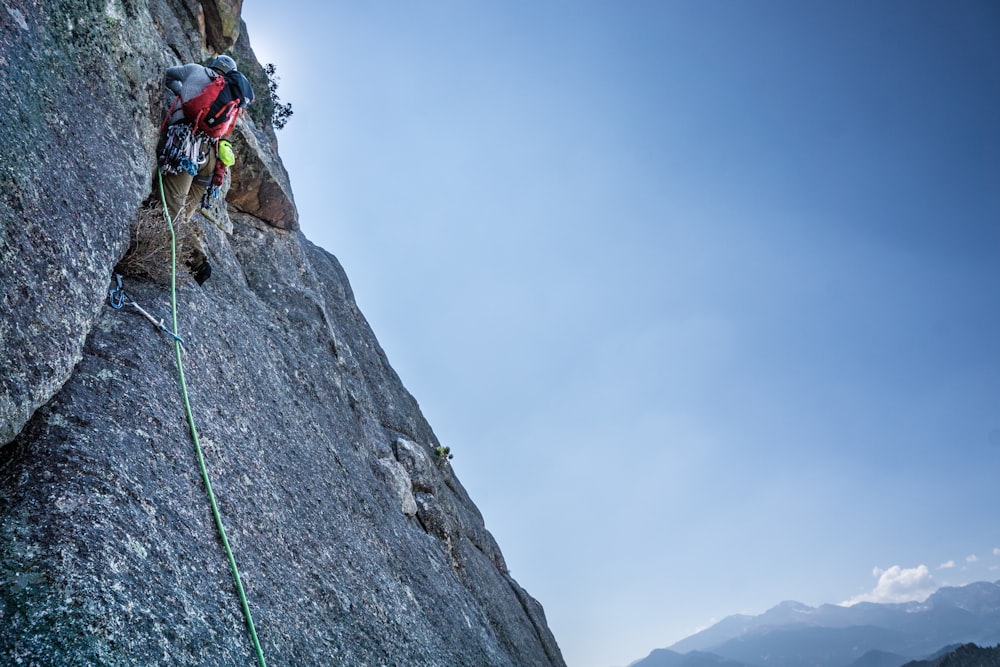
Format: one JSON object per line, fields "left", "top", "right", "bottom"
{"left": 240, "top": 3, "right": 1000, "bottom": 666}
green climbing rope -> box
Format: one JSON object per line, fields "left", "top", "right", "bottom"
{"left": 157, "top": 169, "right": 267, "bottom": 667}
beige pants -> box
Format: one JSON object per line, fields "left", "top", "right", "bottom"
{"left": 157, "top": 150, "right": 217, "bottom": 270}
{"left": 159, "top": 150, "right": 217, "bottom": 224}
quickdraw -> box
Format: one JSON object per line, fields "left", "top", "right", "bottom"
{"left": 108, "top": 274, "right": 184, "bottom": 344}
{"left": 200, "top": 159, "right": 230, "bottom": 209}
{"left": 158, "top": 123, "right": 212, "bottom": 176}
{"left": 107, "top": 273, "right": 129, "bottom": 310}
{"left": 200, "top": 184, "right": 221, "bottom": 209}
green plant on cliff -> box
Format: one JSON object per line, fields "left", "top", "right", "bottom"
{"left": 240, "top": 60, "right": 293, "bottom": 132}
{"left": 434, "top": 445, "right": 454, "bottom": 461}
{"left": 264, "top": 63, "right": 293, "bottom": 130}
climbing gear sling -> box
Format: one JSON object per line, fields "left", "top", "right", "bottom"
{"left": 107, "top": 274, "right": 184, "bottom": 344}
{"left": 159, "top": 122, "right": 210, "bottom": 176}
{"left": 156, "top": 168, "right": 268, "bottom": 667}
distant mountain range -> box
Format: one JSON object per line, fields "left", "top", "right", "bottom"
{"left": 628, "top": 581, "right": 1000, "bottom": 667}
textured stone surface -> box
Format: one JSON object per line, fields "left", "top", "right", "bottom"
{"left": 0, "top": 0, "right": 160, "bottom": 444}
{"left": 201, "top": 0, "right": 244, "bottom": 53}
{"left": 0, "top": 2, "right": 564, "bottom": 665}
{"left": 0, "top": 216, "right": 564, "bottom": 666}
{"left": 0, "top": 1, "right": 294, "bottom": 444}
{"left": 228, "top": 120, "right": 299, "bottom": 230}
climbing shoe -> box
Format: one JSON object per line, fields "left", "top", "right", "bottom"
{"left": 192, "top": 259, "right": 212, "bottom": 285}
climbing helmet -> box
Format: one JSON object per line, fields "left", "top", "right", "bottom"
{"left": 208, "top": 55, "right": 237, "bottom": 74}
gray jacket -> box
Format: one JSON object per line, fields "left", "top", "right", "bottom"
{"left": 164, "top": 63, "right": 219, "bottom": 124}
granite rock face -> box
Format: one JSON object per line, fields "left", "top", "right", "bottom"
{"left": 0, "top": 2, "right": 564, "bottom": 665}
{"left": 0, "top": 0, "right": 157, "bottom": 444}
{"left": 0, "top": 0, "right": 297, "bottom": 447}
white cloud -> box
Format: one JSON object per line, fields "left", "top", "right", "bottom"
{"left": 993, "top": 548, "right": 1000, "bottom": 557}
{"left": 966, "top": 554, "right": 979, "bottom": 563}
{"left": 938, "top": 560, "right": 956, "bottom": 569}
{"left": 843, "top": 565, "right": 937, "bottom": 606}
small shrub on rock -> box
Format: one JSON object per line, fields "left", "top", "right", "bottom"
{"left": 115, "top": 202, "right": 199, "bottom": 284}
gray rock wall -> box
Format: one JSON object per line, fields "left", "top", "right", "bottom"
{"left": 0, "top": 2, "right": 564, "bottom": 665}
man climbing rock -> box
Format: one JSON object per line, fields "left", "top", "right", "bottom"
{"left": 157, "top": 54, "right": 254, "bottom": 284}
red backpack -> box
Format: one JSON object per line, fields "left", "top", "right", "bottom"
{"left": 180, "top": 70, "right": 254, "bottom": 139}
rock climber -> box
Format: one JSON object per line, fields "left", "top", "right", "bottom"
{"left": 156, "top": 54, "right": 254, "bottom": 284}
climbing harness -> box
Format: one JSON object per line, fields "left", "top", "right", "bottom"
{"left": 158, "top": 122, "right": 211, "bottom": 176}
{"left": 156, "top": 168, "right": 268, "bottom": 667}
{"left": 107, "top": 274, "right": 184, "bottom": 344}
{"left": 157, "top": 119, "right": 232, "bottom": 209}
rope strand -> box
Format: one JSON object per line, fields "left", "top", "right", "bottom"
{"left": 157, "top": 168, "right": 267, "bottom": 667}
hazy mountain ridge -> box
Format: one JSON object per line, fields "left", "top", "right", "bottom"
{"left": 628, "top": 648, "right": 752, "bottom": 667}
{"left": 627, "top": 581, "right": 1000, "bottom": 667}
